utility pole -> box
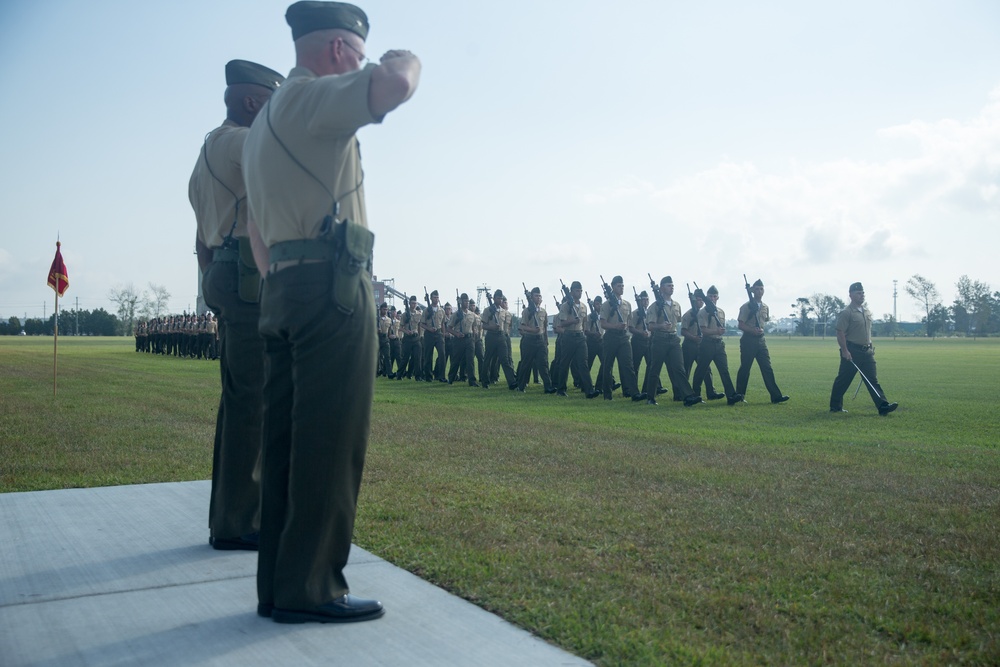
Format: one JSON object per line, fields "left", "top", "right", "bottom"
{"left": 892, "top": 279, "right": 898, "bottom": 324}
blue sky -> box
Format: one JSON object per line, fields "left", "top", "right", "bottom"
{"left": 1, "top": 0, "right": 998, "bottom": 323}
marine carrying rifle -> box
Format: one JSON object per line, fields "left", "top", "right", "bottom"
{"left": 522, "top": 282, "right": 538, "bottom": 326}
{"left": 585, "top": 291, "right": 600, "bottom": 328}
{"left": 559, "top": 279, "right": 580, "bottom": 320}
{"left": 599, "top": 275, "right": 623, "bottom": 323}
{"left": 693, "top": 281, "right": 723, "bottom": 329}
{"left": 686, "top": 282, "right": 703, "bottom": 337}
{"left": 743, "top": 273, "right": 761, "bottom": 329}
{"left": 484, "top": 290, "right": 500, "bottom": 325}
{"left": 632, "top": 286, "right": 648, "bottom": 332}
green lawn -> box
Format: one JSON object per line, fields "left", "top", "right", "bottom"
{"left": 1, "top": 335, "right": 998, "bottom": 665}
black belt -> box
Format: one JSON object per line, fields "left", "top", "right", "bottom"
{"left": 848, "top": 341, "right": 873, "bottom": 351}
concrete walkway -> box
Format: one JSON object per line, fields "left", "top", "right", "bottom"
{"left": 0, "top": 481, "right": 590, "bottom": 666}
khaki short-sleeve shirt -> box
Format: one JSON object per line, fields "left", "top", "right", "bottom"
{"left": 243, "top": 65, "right": 379, "bottom": 247}
{"left": 558, "top": 300, "right": 586, "bottom": 333}
{"left": 697, "top": 306, "right": 726, "bottom": 339}
{"left": 648, "top": 299, "right": 682, "bottom": 336}
{"left": 521, "top": 305, "right": 547, "bottom": 335}
{"left": 836, "top": 305, "right": 872, "bottom": 346}
{"left": 737, "top": 301, "right": 770, "bottom": 326}
{"left": 190, "top": 120, "right": 250, "bottom": 247}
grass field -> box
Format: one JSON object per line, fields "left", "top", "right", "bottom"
{"left": 1, "top": 336, "right": 998, "bottom": 665}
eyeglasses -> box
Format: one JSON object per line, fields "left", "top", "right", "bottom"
{"left": 339, "top": 40, "right": 368, "bottom": 65}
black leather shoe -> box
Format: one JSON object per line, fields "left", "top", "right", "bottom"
{"left": 683, "top": 395, "right": 703, "bottom": 407}
{"left": 481, "top": 383, "right": 489, "bottom": 389}
{"left": 586, "top": 390, "right": 601, "bottom": 399}
{"left": 544, "top": 387, "right": 558, "bottom": 394}
{"left": 508, "top": 384, "right": 518, "bottom": 390}
{"left": 271, "top": 595, "right": 385, "bottom": 624}
{"left": 257, "top": 602, "right": 273, "bottom": 618}
{"left": 469, "top": 381, "right": 480, "bottom": 387}
{"left": 211, "top": 532, "right": 259, "bottom": 551}
{"left": 646, "top": 398, "right": 657, "bottom": 405}
{"left": 656, "top": 388, "right": 668, "bottom": 395}
{"left": 438, "top": 378, "right": 449, "bottom": 383}
{"left": 631, "top": 392, "right": 648, "bottom": 402}
{"left": 727, "top": 394, "right": 745, "bottom": 406}
{"left": 707, "top": 392, "right": 726, "bottom": 400}
{"left": 612, "top": 382, "right": 622, "bottom": 391}
{"left": 830, "top": 408, "right": 848, "bottom": 413}
{"left": 556, "top": 390, "right": 568, "bottom": 396}
{"left": 772, "top": 395, "right": 790, "bottom": 404}
{"left": 878, "top": 402, "right": 898, "bottom": 416}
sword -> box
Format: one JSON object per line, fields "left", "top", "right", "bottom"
{"left": 850, "top": 360, "right": 884, "bottom": 402}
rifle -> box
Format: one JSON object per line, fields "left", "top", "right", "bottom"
{"left": 632, "top": 286, "right": 648, "bottom": 332}
{"left": 402, "top": 293, "right": 412, "bottom": 327}
{"left": 743, "top": 273, "right": 761, "bottom": 328}
{"left": 686, "top": 282, "right": 703, "bottom": 338}
{"left": 693, "top": 281, "right": 723, "bottom": 329}
{"left": 522, "top": 282, "right": 539, "bottom": 328}
{"left": 599, "top": 275, "right": 623, "bottom": 323}
{"left": 585, "top": 291, "right": 600, "bottom": 329}
{"left": 484, "top": 290, "right": 500, "bottom": 325}
{"left": 648, "top": 273, "right": 671, "bottom": 330}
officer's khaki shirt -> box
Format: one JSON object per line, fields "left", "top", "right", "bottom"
{"left": 600, "top": 297, "right": 632, "bottom": 338}
{"left": 243, "top": 65, "right": 379, "bottom": 247}
{"left": 481, "top": 304, "right": 502, "bottom": 330}
{"left": 737, "top": 301, "right": 770, "bottom": 327}
{"left": 500, "top": 308, "right": 513, "bottom": 335}
{"left": 836, "top": 305, "right": 872, "bottom": 346}
{"left": 647, "top": 298, "right": 682, "bottom": 337}
{"left": 558, "top": 300, "right": 587, "bottom": 333}
{"left": 520, "top": 305, "right": 547, "bottom": 336}
{"left": 378, "top": 315, "right": 392, "bottom": 335}
{"left": 400, "top": 308, "right": 421, "bottom": 336}
{"left": 697, "top": 306, "right": 727, "bottom": 339}
{"left": 628, "top": 307, "right": 649, "bottom": 333}
{"left": 422, "top": 305, "right": 446, "bottom": 331}
{"left": 190, "top": 119, "right": 250, "bottom": 248}
{"left": 449, "top": 309, "right": 476, "bottom": 337}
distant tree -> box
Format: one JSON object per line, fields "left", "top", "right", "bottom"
{"left": 810, "top": 293, "right": 846, "bottom": 338}
{"left": 108, "top": 283, "right": 141, "bottom": 335}
{"left": 905, "top": 274, "right": 941, "bottom": 338}
{"left": 145, "top": 283, "right": 171, "bottom": 319}
{"left": 23, "top": 317, "right": 45, "bottom": 335}
{"left": 88, "top": 308, "right": 118, "bottom": 336}
{"left": 876, "top": 313, "right": 898, "bottom": 338}
{"left": 6, "top": 315, "right": 22, "bottom": 335}
{"left": 790, "top": 297, "right": 814, "bottom": 336}
{"left": 953, "top": 275, "right": 991, "bottom": 337}
{"left": 926, "top": 304, "right": 950, "bottom": 338}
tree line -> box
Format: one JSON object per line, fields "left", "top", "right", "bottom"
{"left": 0, "top": 282, "right": 174, "bottom": 336}
{"left": 786, "top": 274, "right": 998, "bottom": 338}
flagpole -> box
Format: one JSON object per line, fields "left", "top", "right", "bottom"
{"left": 53, "top": 288, "right": 59, "bottom": 396}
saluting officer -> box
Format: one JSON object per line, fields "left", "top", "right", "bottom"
{"left": 190, "top": 58, "right": 283, "bottom": 551}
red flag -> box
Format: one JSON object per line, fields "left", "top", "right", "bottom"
{"left": 47, "top": 241, "right": 69, "bottom": 297}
